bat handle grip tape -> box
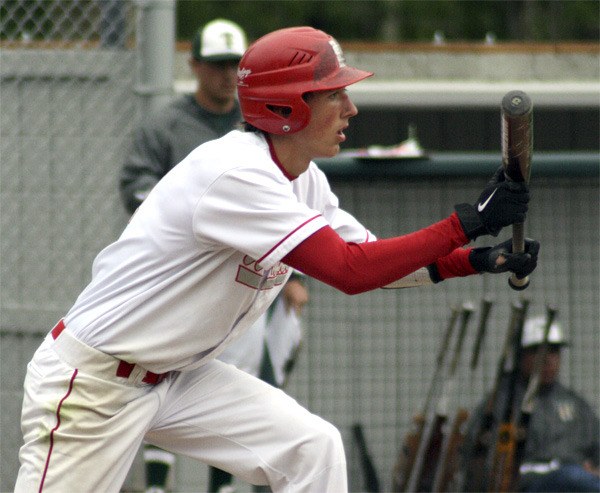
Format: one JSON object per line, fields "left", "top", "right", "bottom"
{"left": 509, "top": 222, "right": 530, "bottom": 290}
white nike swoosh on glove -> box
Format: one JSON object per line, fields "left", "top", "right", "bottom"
{"left": 478, "top": 188, "right": 498, "bottom": 212}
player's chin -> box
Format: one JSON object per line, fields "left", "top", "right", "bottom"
{"left": 321, "top": 142, "right": 342, "bottom": 157}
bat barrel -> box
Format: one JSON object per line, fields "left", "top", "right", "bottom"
{"left": 501, "top": 90, "right": 533, "bottom": 291}
{"left": 501, "top": 91, "right": 533, "bottom": 184}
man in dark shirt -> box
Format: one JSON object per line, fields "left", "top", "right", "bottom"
{"left": 461, "top": 314, "right": 600, "bottom": 492}
{"left": 120, "top": 18, "right": 246, "bottom": 215}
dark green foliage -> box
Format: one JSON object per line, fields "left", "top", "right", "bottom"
{"left": 175, "top": 0, "right": 599, "bottom": 42}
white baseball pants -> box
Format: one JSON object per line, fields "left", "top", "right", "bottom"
{"left": 15, "top": 330, "right": 347, "bottom": 492}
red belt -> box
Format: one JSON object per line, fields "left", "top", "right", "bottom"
{"left": 51, "top": 320, "right": 168, "bottom": 385}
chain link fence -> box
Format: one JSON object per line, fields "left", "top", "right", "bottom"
{"left": 2, "top": 0, "right": 130, "bottom": 48}
{"left": 1, "top": 0, "right": 137, "bottom": 329}
{"left": 1, "top": 1, "right": 140, "bottom": 489}
{"left": 1, "top": 3, "right": 598, "bottom": 492}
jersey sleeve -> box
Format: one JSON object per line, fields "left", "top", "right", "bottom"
{"left": 297, "top": 163, "right": 376, "bottom": 243}
{"left": 193, "top": 166, "right": 328, "bottom": 270}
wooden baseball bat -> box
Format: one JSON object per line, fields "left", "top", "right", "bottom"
{"left": 352, "top": 423, "right": 381, "bottom": 492}
{"left": 392, "top": 306, "right": 459, "bottom": 492}
{"left": 406, "top": 303, "right": 473, "bottom": 492}
{"left": 501, "top": 90, "right": 533, "bottom": 290}
{"left": 487, "top": 298, "right": 530, "bottom": 492}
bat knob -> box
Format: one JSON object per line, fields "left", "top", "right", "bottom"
{"left": 509, "top": 274, "right": 530, "bottom": 291}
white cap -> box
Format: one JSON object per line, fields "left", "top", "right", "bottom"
{"left": 192, "top": 19, "right": 247, "bottom": 62}
{"left": 521, "top": 315, "right": 567, "bottom": 348}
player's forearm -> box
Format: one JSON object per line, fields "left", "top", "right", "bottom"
{"left": 283, "top": 213, "right": 469, "bottom": 295}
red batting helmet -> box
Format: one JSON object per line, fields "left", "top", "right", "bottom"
{"left": 237, "top": 27, "right": 373, "bottom": 135}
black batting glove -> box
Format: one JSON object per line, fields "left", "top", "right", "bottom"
{"left": 455, "top": 167, "right": 530, "bottom": 240}
{"left": 469, "top": 238, "right": 540, "bottom": 279}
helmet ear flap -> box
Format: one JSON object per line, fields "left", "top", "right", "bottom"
{"left": 242, "top": 96, "right": 311, "bottom": 135}
{"left": 273, "top": 98, "right": 311, "bottom": 134}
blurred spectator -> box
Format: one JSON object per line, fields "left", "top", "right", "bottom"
{"left": 460, "top": 315, "right": 600, "bottom": 492}
{"left": 120, "top": 18, "right": 247, "bottom": 213}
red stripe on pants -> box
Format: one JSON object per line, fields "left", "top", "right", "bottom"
{"left": 39, "top": 368, "right": 78, "bottom": 492}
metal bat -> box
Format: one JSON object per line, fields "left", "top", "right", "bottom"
{"left": 487, "top": 298, "right": 530, "bottom": 492}
{"left": 430, "top": 302, "right": 475, "bottom": 492}
{"left": 470, "top": 297, "right": 494, "bottom": 371}
{"left": 501, "top": 90, "right": 533, "bottom": 290}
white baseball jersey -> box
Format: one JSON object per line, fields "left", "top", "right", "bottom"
{"left": 217, "top": 311, "right": 267, "bottom": 377}
{"left": 64, "top": 130, "right": 371, "bottom": 374}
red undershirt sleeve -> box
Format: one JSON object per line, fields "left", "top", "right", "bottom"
{"left": 433, "top": 246, "right": 478, "bottom": 281}
{"left": 282, "top": 212, "right": 472, "bottom": 295}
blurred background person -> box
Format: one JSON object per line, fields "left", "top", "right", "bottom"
{"left": 460, "top": 314, "right": 600, "bottom": 492}
{"left": 119, "top": 19, "right": 310, "bottom": 493}
{"left": 120, "top": 18, "right": 247, "bottom": 212}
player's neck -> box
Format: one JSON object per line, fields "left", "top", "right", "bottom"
{"left": 268, "top": 135, "right": 311, "bottom": 178}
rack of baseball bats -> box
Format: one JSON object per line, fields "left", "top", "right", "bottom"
{"left": 391, "top": 297, "right": 557, "bottom": 492}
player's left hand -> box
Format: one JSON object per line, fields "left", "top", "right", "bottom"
{"left": 469, "top": 238, "right": 540, "bottom": 279}
{"left": 283, "top": 278, "right": 309, "bottom": 315}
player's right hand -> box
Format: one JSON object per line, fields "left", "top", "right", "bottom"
{"left": 468, "top": 237, "right": 540, "bottom": 278}
{"left": 454, "top": 166, "right": 529, "bottom": 240}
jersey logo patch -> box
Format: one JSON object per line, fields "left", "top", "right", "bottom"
{"left": 236, "top": 258, "right": 288, "bottom": 290}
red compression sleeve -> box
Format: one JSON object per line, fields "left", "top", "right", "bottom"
{"left": 282, "top": 212, "right": 469, "bottom": 295}
{"left": 434, "top": 247, "right": 478, "bottom": 280}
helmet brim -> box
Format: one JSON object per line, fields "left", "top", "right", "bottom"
{"left": 313, "top": 65, "right": 373, "bottom": 92}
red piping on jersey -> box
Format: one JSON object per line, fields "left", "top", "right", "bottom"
{"left": 266, "top": 135, "right": 297, "bottom": 181}
{"left": 39, "top": 368, "right": 78, "bottom": 492}
{"left": 256, "top": 214, "right": 323, "bottom": 265}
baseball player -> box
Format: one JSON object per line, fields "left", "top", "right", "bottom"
{"left": 119, "top": 19, "right": 310, "bottom": 493}
{"left": 16, "top": 26, "right": 539, "bottom": 493}
{"left": 208, "top": 284, "right": 306, "bottom": 492}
